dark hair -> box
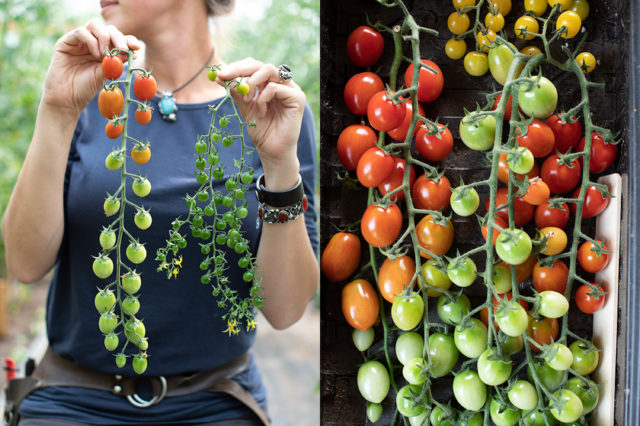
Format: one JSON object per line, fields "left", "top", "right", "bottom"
{"left": 205, "top": 0, "right": 235, "bottom": 16}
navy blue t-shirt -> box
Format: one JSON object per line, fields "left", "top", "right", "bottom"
{"left": 20, "top": 84, "right": 318, "bottom": 424}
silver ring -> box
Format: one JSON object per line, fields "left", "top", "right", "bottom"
{"left": 278, "top": 64, "right": 292, "bottom": 82}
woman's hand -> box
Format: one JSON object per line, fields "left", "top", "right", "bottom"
{"left": 42, "top": 18, "right": 141, "bottom": 119}
{"left": 216, "top": 58, "right": 306, "bottom": 190}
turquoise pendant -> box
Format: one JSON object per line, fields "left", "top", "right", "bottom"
{"left": 159, "top": 91, "right": 178, "bottom": 122}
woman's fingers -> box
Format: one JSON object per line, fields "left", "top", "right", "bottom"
{"left": 86, "top": 18, "right": 112, "bottom": 57}
{"left": 60, "top": 19, "right": 140, "bottom": 60}
{"left": 254, "top": 81, "right": 305, "bottom": 118}
{"left": 216, "top": 57, "right": 264, "bottom": 81}
{"left": 65, "top": 26, "right": 101, "bottom": 58}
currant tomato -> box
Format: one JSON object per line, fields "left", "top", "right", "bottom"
{"left": 378, "top": 157, "right": 415, "bottom": 202}
{"left": 450, "top": 187, "right": 480, "bottom": 217}
{"left": 361, "top": 204, "right": 402, "bottom": 248}
{"left": 416, "top": 123, "right": 453, "bottom": 162}
{"left": 346, "top": 26, "right": 384, "bottom": 67}
{"left": 448, "top": 11, "right": 470, "bottom": 35}
{"left": 388, "top": 101, "right": 425, "bottom": 142}
{"left": 367, "top": 91, "right": 406, "bottom": 131}
{"left": 412, "top": 175, "right": 451, "bottom": 211}
{"left": 341, "top": 279, "right": 379, "bottom": 330}
{"left": 133, "top": 74, "right": 157, "bottom": 101}
{"left": 131, "top": 144, "right": 151, "bottom": 165}
{"left": 518, "top": 76, "right": 558, "bottom": 119}
{"left": 528, "top": 316, "right": 559, "bottom": 352}
{"left": 477, "top": 347, "right": 512, "bottom": 386}
{"left": 576, "top": 131, "right": 618, "bottom": 173}
{"left": 487, "top": 187, "right": 534, "bottom": 227}
{"left": 101, "top": 55, "right": 123, "bottom": 80}
{"left": 135, "top": 107, "right": 152, "bottom": 125}
{"left": 463, "top": 51, "right": 489, "bottom": 77}
{"left": 416, "top": 214, "right": 454, "bottom": 259}
{"left": 533, "top": 259, "right": 569, "bottom": 294}
{"left": 546, "top": 114, "right": 582, "bottom": 153}
{"left": 570, "top": 185, "right": 610, "bottom": 218}
{"left": 336, "top": 124, "right": 377, "bottom": 170}
{"left": 523, "top": 178, "right": 550, "bottom": 206}
{"left": 378, "top": 255, "right": 416, "bottom": 303}
{"left": 404, "top": 59, "right": 444, "bottom": 102}
{"left": 578, "top": 240, "right": 610, "bottom": 273}
{"left": 517, "top": 119, "right": 555, "bottom": 157}
{"left": 570, "top": 340, "right": 599, "bottom": 375}
{"left": 98, "top": 87, "right": 124, "bottom": 119}
{"left": 575, "top": 283, "right": 606, "bottom": 314}
{"left": 453, "top": 370, "right": 487, "bottom": 412}
{"left": 515, "top": 15, "right": 539, "bottom": 40}
{"left": 357, "top": 360, "right": 390, "bottom": 404}
{"left": 535, "top": 199, "right": 570, "bottom": 229}
{"left": 541, "top": 154, "right": 581, "bottom": 194}
{"left": 556, "top": 10, "right": 582, "bottom": 39}
{"left": 445, "top": 38, "right": 467, "bottom": 60}
{"left": 343, "top": 72, "right": 384, "bottom": 116}
{"left": 391, "top": 293, "right": 424, "bottom": 331}
{"left": 321, "top": 232, "right": 361, "bottom": 282}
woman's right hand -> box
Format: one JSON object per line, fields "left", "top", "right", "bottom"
{"left": 41, "top": 18, "right": 141, "bottom": 118}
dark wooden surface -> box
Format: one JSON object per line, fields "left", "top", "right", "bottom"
{"left": 320, "top": 0, "right": 629, "bottom": 425}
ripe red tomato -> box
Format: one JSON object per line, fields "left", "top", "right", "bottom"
{"left": 344, "top": 72, "right": 384, "bottom": 115}
{"left": 105, "top": 121, "right": 123, "bottom": 139}
{"left": 480, "top": 292, "right": 529, "bottom": 328}
{"left": 416, "top": 215, "right": 454, "bottom": 259}
{"left": 412, "top": 175, "right": 452, "bottom": 211}
{"left": 523, "top": 178, "right": 550, "bottom": 206}
{"left": 485, "top": 187, "right": 534, "bottom": 227}
{"left": 367, "top": 91, "right": 406, "bottom": 132}
{"left": 528, "top": 316, "right": 559, "bottom": 352}
{"left": 541, "top": 154, "right": 581, "bottom": 194}
{"left": 101, "top": 55, "right": 123, "bottom": 80}
{"left": 576, "top": 131, "right": 618, "bottom": 173}
{"left": 497, "top": 153, "right": 539, "bottom": 184}
{"left": 535, "top": 199, "right": 570, "bottom": 229}
{"left": 516, "top": 119, "right": 555, "bottom": 158}
{"left": 404, "top": 59, "right": 444, "bottom": 102}
{"left": 570, "top": 185, "right": 610, "bottom": 218}
{"left": 378, "top": 157, "right": 416, "bottom": 202}
{"left": 378, "top": 255, "right": 416, "bottom": 302}
{"left": 361, "top": 204, "right": 403, "bottom": 248}
{"left": 482, "top": 216, "right": 507, "bottom": 245}
{"left": 575, "top": 283, "right": 606, "bottom": 314}
{"left": 342, "top": 279, "right": 379, "bottom": 330}
{"left": 546, "top": 114, "right": 582, "bottom": 154}
{"left": 493, "top": 94, "right": 514, "bottom": 121}
{"left": 336, "top": 124, "right": 377, "bottom": 170}
{"left": 532, "top": 259, "right": 569, "bottom": 294}
{"left": 388, "top": 101, "right": 425, "bottom": 142}
{"left": 133, "top": 74, "right": 157, "bottom": 101}
{"left": 578, "top": 241, "right": 610, "bottom": 273}
{"left": 135, "top": 107, "right": 152, "bottom": 125}
{"left": 356, "top": 147, "right": 394, "bottom": 188}
{"left": 98, "top": 87, "right": 124, "bottom": 119}
{"left": 346, "top": 26, "right": 384, "bottom": 67}
{"left": 416, "top": 124, "right": 453, "bottom": 162}
{"left": 321, "top": 232, "right": 361, "bottom": 282}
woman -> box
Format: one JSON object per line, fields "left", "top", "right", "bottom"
{"left": 1, "top": 0, "right": 318, "bottom": 424}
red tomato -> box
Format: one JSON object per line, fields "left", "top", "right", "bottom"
{"left": 404, "top": 59, "right": 444, "bottom": 102}
{"left": 321, "top": 232, "right": 361, "bottom": 282}
{"left": 498, "top": 153, "right": 539, "bottom": 185}
{"left": 485, "top": 187, "right": 534, "bottom": 227}
{"left": 517, "top": 119, "right": 555, "bottom": 158}
{"left": 482, "top": 216, "right": 508, "bottom": 245}
{"left": 576, "top": 131, "right": 618, "bottom": 174}
{"left": 342, "top": 279, "right": 380, "bottom": 330}
{"left": 575, "top": 283, "right": 606, "bottom": 314}
{"left": 356, "top": 147, "right": 394, "bottom": 187}
{"left": 378, "top": 255, "right": 416, "bottom": 302}
{"left": 541, "top": 154, "right": 581, "bottom": 194}
{"left": 570, "top": 185, "right": 610, "bottom": 218}
{"left": 416, "top": 124, "right": 453, "bottom": 162}
{"left": 388, "top": 101, "right": 425, "bottom": 141}
{"left": 101, "top": 55, "right": 123, "bottom": 80}
{"left": 105, "top": 121, "right": 123, "bottom": 139}
{"left": 133, "top": 75, "right": 157, "bottom": 101}
{"left": 546, "top": 114, "right": 582, "bottom": 154}
{"left": 528, "top": 316, "right": 559, "bottom": 352}
{"left": 361, "top": 204, "right": 403, "bottom": 248}
{"left": 135, "top": 107, "right": 152, "bottom": 125}
{"left": 367, "top": 91, "right": 406, "bottom": 131}
{"left": 378, "top": 157, "right": 416, "bottom": 202}
{"left": 493, "top": 94, "right": 514, "bottom": 121}
{"left": 336, "top": 124, "right": 377, "bottom": 170}
{"left": 416, "top": 215, "right": 454, "bottom": 259}
{"left": 480, "top": 292, "right": 530, "bottom": 328}
{"left": 578, "top": 241, "right": 610, "bottom": 273}
{"left": 532, "top": 260, "right": 569, "bottom": 294}
{"left": 344, "top": 72, "right": 384, "bottom": 115}
{"left": 412, "top": 175, "right": 451, "bottom": 211}
{"left": 534, "top": 199, "right": 569, "bottom": 229}
{"left": 98, "top": 87, "right": 124, "bottom": 119}
{"left": 523, "top": 178, "right": 550, "bottom": 206}
{"left": 346, "top": 26, "right": 384, "bottom": 67}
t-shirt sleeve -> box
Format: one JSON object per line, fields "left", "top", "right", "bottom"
{"left": 298, "top": 104, "right": 319, "bottom": 255}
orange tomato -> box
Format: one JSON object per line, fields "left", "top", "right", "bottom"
{"left": 321, "top": 232, "right": 361, "bottom": 282}
{"left": 378, "top": 255, "right": 416, "bottom": 302}
{"left": 131, "top": 144, "right": 151, "bottom": 165}
{"left": 523, "top": 178, "right": 550, "bottom": 206}
{"left": 527, "top": 316, "right": 559, "bottom": 352}
{"left": 416, "top": 215, "right": 454, "bottom": 259}
{"left": 98, "top": 87, "right": 124, "bottom": 119}
{"left": 341, "top": 279, "right": 380, "bottom": 330}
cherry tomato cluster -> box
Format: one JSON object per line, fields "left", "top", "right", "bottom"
{"left": 156, "top": 73, "right": 261, "bottom": 336}
{"left": 95, "top": 50, "right": 157, "bottom": 374}
{"left": 322, "top": 0, "right": 617, "bottom": 423}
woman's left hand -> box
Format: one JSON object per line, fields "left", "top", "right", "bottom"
{"left": 216, "top": 58, "right": 306, "bottom": 191}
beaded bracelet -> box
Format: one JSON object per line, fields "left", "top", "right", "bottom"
{"left": 255, "top": 173, "right": 308, "bottom": 224}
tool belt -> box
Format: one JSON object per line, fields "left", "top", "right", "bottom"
{"left": 3, "top": 348, "right": 269, "bottom": 426}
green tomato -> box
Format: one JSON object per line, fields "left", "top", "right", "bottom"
{"left": 490, "top": 398, "right": 521, "bottom": 426}
{"left": 507, "top": 147, "right": 535, "bottom": 174}
{"left": 549, "top": 389, "right": 583, "bottom": 423}
{"left": 105, "top": 151, "right": 124, "bottom": 170}
{"left": 477, "top": 347, "right": 512, "bottom": 386}
{"left": 544, "top": 343, "right": 574, "bottom": 371}
{"left": 492, "top": 265, "right": 512, "bottom": 293}
{"left": 396, "top": 384, "right": 426, "bottom": 418}
{"left": 528, "top": 361, "right": 564, "bottom": 392}
{"left": 446, "top": 257, "right": 477, "bottom": 288}
{"left": 94, "top": 289, "right": 116, "bottom": 313}
{"left": 428, "top": 332, "right": 459, "bottom": 378}
{"left": 99, "top": 228, "right": 116, "bottom": 250}
{"left": 454, "top": 318, "right": 488, "bottom": 358}
{"left": 450, "top": 187, "right": 480, "bottom": 217}
{"left": 403, "top": 357, "right": 428, "bottom": 385}
{"left": 103, "top": 197, "right": 120, "bottom": 216}
{"left": 522, "top": 409, "right": 557, "bottom": 426}
{"left": 437, "top": 293, "right": 471, "bottom": 326}
{"left": 352, "top": 327, "right": 375, "bottom": 352}
{"left": 539, "top": 291, "right": 569, "bottom": 318}
{"left": 132, "top": 354, "right": 148, "bottom": 374}
{"left": 122, "top": 272, "right": 141, "bottom": 294}
{"left": 134, "top": 209, "right": 152, "bottom": 230}
{"left": 367, "top": 402, "right": 383, "bottom": 423}
{"left": 99, "top": 312, "right": 118, "bottom": 334}
{"left": 409, "top": 411, "right": 428, "bottom": 426}
{"left": 92, "top": 254, "right": 114, "bottom": 279}
{"left": 453, "top": 370, "right": 487, "bottom": 411}
{"left": 122, "top": 295, "right": 140, "bottom": 315}
{"left": 103, "top": 332, "right": 119, "bottom": 351}
{"left": 391, "top": 294, "right": 424, "bottom": 331}
{"left": 502, "top": 335, "right": 524, "bottom": 355}
{"left": 207, "top": 68, "right": 218, "bottom": 81}
{"left": 115, "top": 353, "right": 127, "bottom": 368}
{"left": 458, "top": 411, "right": 483, "bottom": 426}
{"left": 496, "top": 229, "right": 532, "bottom": 265}
{"left": 566, "top": 376, "right": 599, "bottom": 414}
{"left": 495, "top": 301, "right": 528, "bottom": 336}
{"left": 422, "top": 260, "right": 452, "bottom": 297}
{"left": 132, "top": 177, "right": 151, "bottom": 197}
{"left": 459, "top": 113, "right": 497, "bottom": 151}
{"left": 124, "top": 319, "right": 146, "bottom": 344}
{"left": 395, "top": 332, "right": 424, "bottom": 365}
{"left": 508, "top": 380, "right": 538, "bottom": 410}
{"left": 518, "top": 76, "right": 558, "bottom": 119}
{"left": 430, "top": 405, "right": 456, "bottom": 426}
{"left": 570, "top": 340, "right": 599, "bottom": 375}
{"left": 488, "top": 42, "right": 523, "bottom": 85}
{"left": 357, "top": 360, "right": 390, "bottom": 404}
{"left": 126, "top": 242, "right": 147, "bottom": 264}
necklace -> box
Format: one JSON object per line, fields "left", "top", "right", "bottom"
{"left": 156, "top": 48, "right": 215, "bottom": 122}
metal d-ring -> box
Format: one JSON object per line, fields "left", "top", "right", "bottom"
{"left": 126, "top": 375, "right": 167, "bottom": 408}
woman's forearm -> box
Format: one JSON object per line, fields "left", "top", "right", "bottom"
{"left": 2, "top": 104, "right": 79, "bottom": 283}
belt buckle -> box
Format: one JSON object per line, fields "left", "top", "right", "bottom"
{"left": 121, "top": 375, "right": 167, "bottom": 408}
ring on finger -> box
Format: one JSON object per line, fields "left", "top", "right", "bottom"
{"left": 278, "top": 64, "right": 292, "bottom": 82}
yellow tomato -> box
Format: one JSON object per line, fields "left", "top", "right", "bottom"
{"left": 463, "top": 51, "right": 489, "bottom": 76}
{"left": 539, "top": 227, "right": 567, "bottom": 256}
{"left": 576, "top": 52, "right": 596, "bottom": 73}
{"left": 445, "top": 38, "right": 467, "bottom": 60}
{"left": 453, "top": 0, "right": 476, "bottom": 8}
{"left": 448, "top": 12, "right": 470, "bottom": 35}
{"left": 556, "top": 10, "right": 582, "bottom": 39}
{"left": 548, "top": 0, "right": 572, "bottom": 10}
{"left": 476, "top": 29, "right": 497, "bottom": 53}
{"left": 525, "top": 0, "right": 548, "bottom": 16}
{"left": 521, "top": 45, "right": 543, "bottom": 56}
{"left": 490, "top": 0, "right": 512, "bottom": 15}
{"left": 515, "top": 15, "right": 539, "bottom": 40}
{"left": 485, "top": 12, "right": 505, "bottom": 32}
